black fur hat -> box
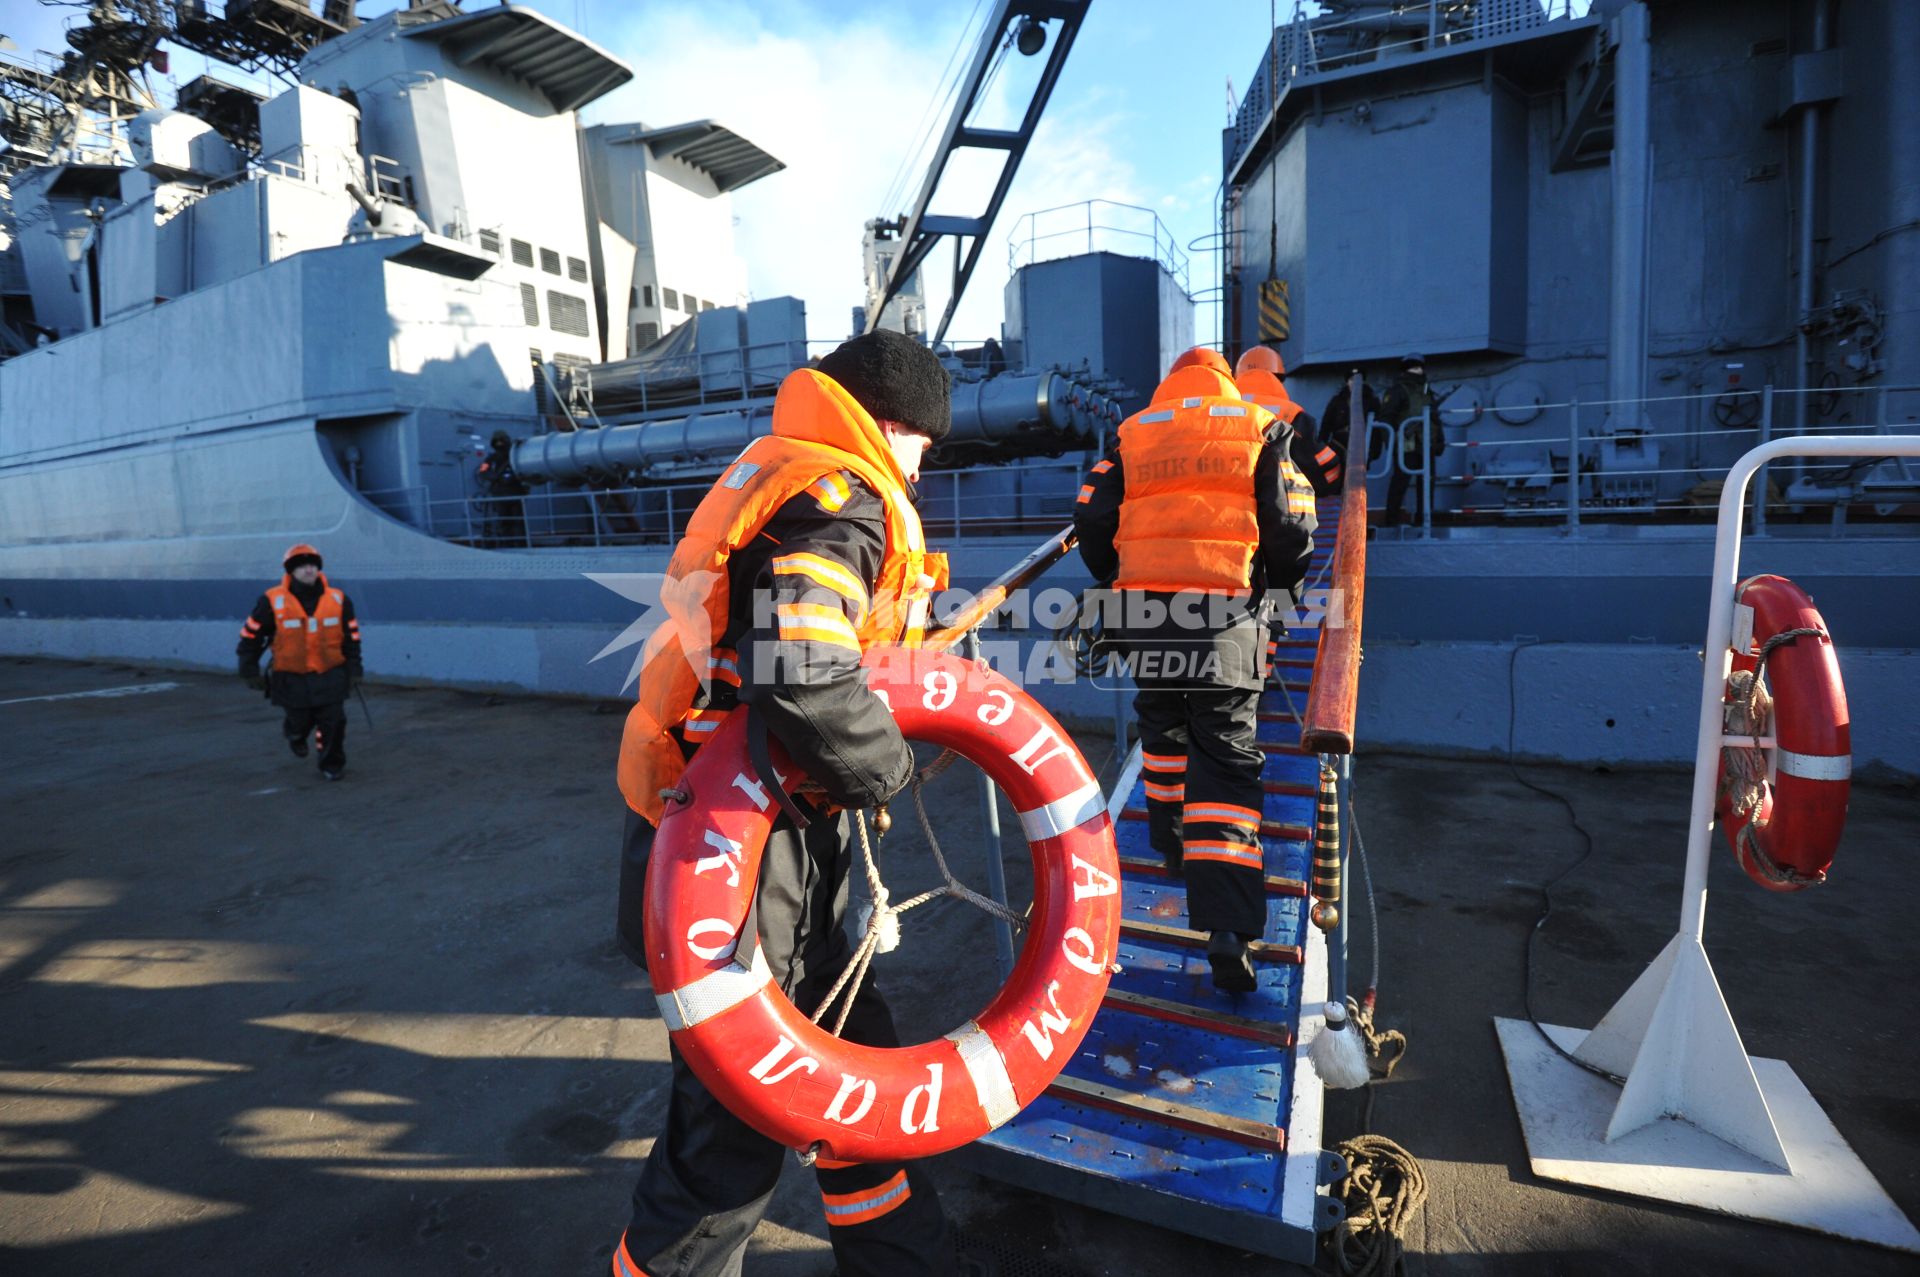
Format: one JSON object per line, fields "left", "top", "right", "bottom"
{"left": 817, "top": 328, "right": 951, "bottom": 442}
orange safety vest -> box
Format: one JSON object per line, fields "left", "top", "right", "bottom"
{"left": 266, "top": 574, "right": 349, "bottom": 675}
{"left": 1238, "top": 369, "right": 1336, "bottom": 503}
{"left": 1113, "top": 366, "right": 1277, "bottom": 593}
{"left": 1235, "top": 367, "right": 1302, "bottom": 426}
{"left": 617, "top": 368, "right": 946, "bottom": 824}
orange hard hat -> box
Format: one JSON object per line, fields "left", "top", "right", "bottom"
{"left": 1168, "top": 347, "right": 1232, "bottom": 377}
{"left": 282, "top": 542, "right": 322, "bottom": 569}
{"left": 1235, "top": 346, "right": 1286, "bottom": 378}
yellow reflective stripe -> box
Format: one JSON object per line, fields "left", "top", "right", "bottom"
{"left": 1076, "top": 484, "right": 1095, "bottom": 504}
{"left": 683, "top": 708, "right": 732, "bottom": 735}
{"left": 1143, "top": 782, "right": 1186, "bottom": 802}
{"left": 772, "top": 552, "right": 868, "bottom": 619}
{"left": 777, "top": 602, "right": 861, "bottom": 649}
{"left": 1092, "top": 459, "right": 1114, "bottom": 474}
{"left": 1184, "top": 803, "right": 1263, "bottom": 828}
{"left": 808, "top": 472, "right": 852, "bottom": 512}
{"left": 1142, "top": 753, "right": 1187, "bottom": 773}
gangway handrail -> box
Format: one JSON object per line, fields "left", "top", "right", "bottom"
{"left": 1301, "top": 373, "right": 1370, "bottom": 754}
{"left": 923, "top": 524, "right": 1077, "bottom": 652}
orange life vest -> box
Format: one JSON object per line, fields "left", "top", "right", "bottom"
{"left": 617, "top": 368, "right": 945, "bottom": 824}
{"left": 267, "top": 574, "right": 349, "bottom": 675}
{"left": 1113, "top": 366, "right": 1276, "bottom": 593}
{"left": 1235, "top": 368, "right": 1302, "bottom": 426}
{"left": 1238, "top": 369, "right": 1334, "bottom": 503}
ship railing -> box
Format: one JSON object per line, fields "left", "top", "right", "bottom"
{"left": 1353, "top": 381, "right": 1920, "bottom": 537}
{"left": 1300, "top": 374, "right": 1371, "bottom": 1016}
{"left": 409, "top": 459, "right": 1098, "bottom": 550}
{"left": 1006, "top": 200, "right": 1191, "bottom": 292}
{"left": 1227, "top": 0, "right": 1595, "bottom": 177}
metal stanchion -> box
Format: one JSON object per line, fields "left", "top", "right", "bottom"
{"left": 965, "top": 626, "right": 1017, "bottom": 980}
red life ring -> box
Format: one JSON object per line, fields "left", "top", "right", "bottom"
{"left": 1715, "top": 574, "right": 1850, "bottom": 892}
{"left": 642, "top": 647, "right": 1121, "bottom": 1162}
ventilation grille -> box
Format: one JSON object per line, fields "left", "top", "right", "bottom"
{"left": 510, "top": 238, "right": 533, "bottom": 267}
{"left": 567, "top": 256, "right": 588, "bottom": 283}
{"left": 478, "top": 228, "right": 501, "bottom": 255}
{"left": 519, "top": 283, "right": 539, "bottom": 326}
{"left": 540, "top": 247, "right": 562, "bottom": 276}
{"left": 548, "top": 291, "right": 589, "bottom": 338}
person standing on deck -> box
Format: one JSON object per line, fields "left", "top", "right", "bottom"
{"left": 1380, "top": 353, "right": 1437, "bottom": 527}
{"left": 236, "top": 543, "right": 362, "bottom": 781}
{"left": 1234, "top": 345, "right": 1346, "bottom": 499}
{"left": 609, "top": 328, "right": 956, "bottom": 1277}
{"left": 1072, "top": 347, "right": 1317, "bottom": 992}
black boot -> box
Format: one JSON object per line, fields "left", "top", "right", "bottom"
{"left": 287, "top": 735, "right": 309, "bottom": 759}
{"left": 1207, "top": 931, "right": 1258, "bottom": 994}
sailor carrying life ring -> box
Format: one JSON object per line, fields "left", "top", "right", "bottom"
{"left": 1716, "top": 573, "right": 1850, "bottom": 892}
{"left": 643, "top": 647, "right": 1122, "bottom": 1163}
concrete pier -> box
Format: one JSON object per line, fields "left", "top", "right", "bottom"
{"left": 2, "top": 659, "right": 1914, "bottom": 1275}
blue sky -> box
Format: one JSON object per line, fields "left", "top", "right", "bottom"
{"left": 5, "top": 0, "right": 1301, "bottom": 343}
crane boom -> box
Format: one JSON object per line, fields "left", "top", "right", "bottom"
{"left": 866, "top": 0, "right": 1091, "bottom": 343}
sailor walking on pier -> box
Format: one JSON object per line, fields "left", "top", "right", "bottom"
{"left": 236, "top": 544, "right": 363, "bottom": 781}
{"left": 610, "top": 328, "right": 956, "bottom": 1277}
{"left": 1073, "top": 347, "right": 1316, "bottom": 991}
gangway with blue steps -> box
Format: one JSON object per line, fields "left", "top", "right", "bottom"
{"left": 958, "top": 503, "right": 1350, "bottom": 1263}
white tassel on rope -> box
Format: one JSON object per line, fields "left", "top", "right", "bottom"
{"left": 1310, "top": 1000, "right": 1372, "bottom": 1090}
{"left": 856, "top": 883, "right": 901, "bottom": 954}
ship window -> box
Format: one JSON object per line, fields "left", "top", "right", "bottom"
{"left": 662, "top": 287, "right": 679, "bottom": 310}
{"left": 540, "top": 247, "right": 562, "bottom": 275}
{"left": 567, "top": 256, "right": 588, "bottom": 283}
{"left": 510, "top": 238, "right": 533, "bottom": 267}
{"left": 701, "top": 300, "right": 716, "bottom": 311}
{"left": 548, "top": 290, "right": 590, "bottom": 338}
{"left": 478, "top": 228, "right": 501, "bottom": 255}
{"left": 520, "top": 283, "right": 539, "bottom": 327}
{"left": 642, "top": 285, "right": 654, "bottom": 308}
{"left": 681, "top": 293, "right": 697, "bottom": 314}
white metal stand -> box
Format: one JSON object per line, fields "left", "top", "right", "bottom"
{"left": 1498, "top": 436, "right": 1920, "bottom": 1253}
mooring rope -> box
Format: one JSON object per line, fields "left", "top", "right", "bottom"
{"left": 1325, "top": 1133, "right": 1429, "bottom": 1277}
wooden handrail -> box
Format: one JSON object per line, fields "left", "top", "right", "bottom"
{"left": 1300, "top": 373, "right": 1370, "bottom": 754}
{"left": 923, "top": 524, "right": 1078, "bottom": 652}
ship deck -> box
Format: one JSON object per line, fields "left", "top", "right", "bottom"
{"left": 1, "top": 657, "right": 1915, "bottom": 1275}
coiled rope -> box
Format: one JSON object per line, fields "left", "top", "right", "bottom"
{"left": 1325, "top": 1134, "right": 1429, "bottom": 1277}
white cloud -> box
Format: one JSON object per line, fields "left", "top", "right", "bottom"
{"left": 586, "top": 2, "right": 1145, "bottom": 348}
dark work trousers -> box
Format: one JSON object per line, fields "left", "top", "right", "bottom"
{"left": 1134, "top": 682, "right": 1267, "bottom": 939}
{"left": 615, "top": 813, "right": 954, "bottom": 1277}
{"left": 1385, "top": 466, "right": 1422, "bottom": 526}
{"left": 282, "top": 701, "right": 347, "bottom": 772}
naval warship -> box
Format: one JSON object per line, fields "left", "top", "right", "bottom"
{"left": 1, "top": 0, "right": 1914, "bottom": 771}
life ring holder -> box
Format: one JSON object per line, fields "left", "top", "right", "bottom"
{"left": 1716, "top": 574, "right": 1851, "bottom": 892}
{"left": 643, "top": 647, "right": 1122, "bottom": 1162}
